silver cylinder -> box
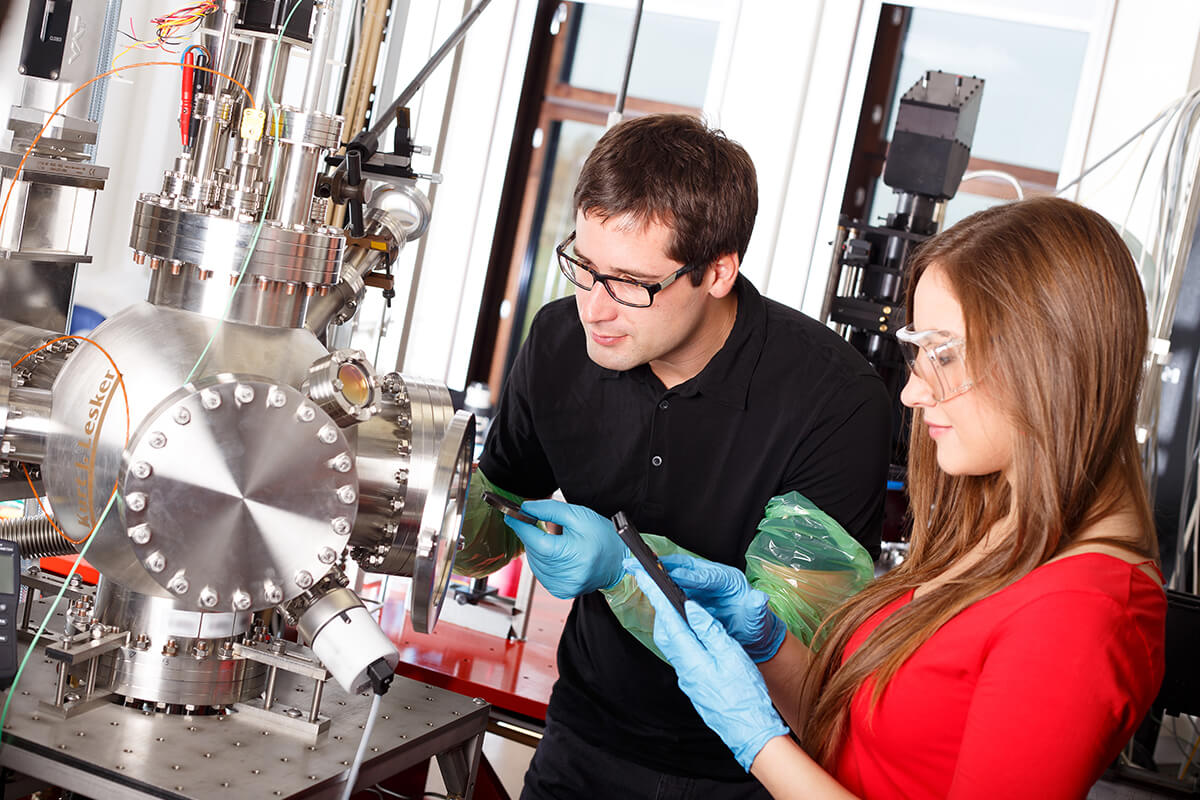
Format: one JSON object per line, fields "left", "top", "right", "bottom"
{"left": 96, "top": 581, "right": 266, "bottom": 708}
{"left": 304, "top": 207, "right": 405, "bottom": 333}
{"left": 267, "top": 109, "right": 342, "bottom": 229}
{"left": 230, "top": 35, "right": 292, "bottom": 117}
{"left": 301, "top": 0, "right": 341, "bottom": 112}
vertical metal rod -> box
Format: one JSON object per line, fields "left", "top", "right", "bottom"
{"left": 264, "top": 664, "right": 279, "bottom": 710}
{"left": 85, "top": 657, "right": 98, "bottom": 697}
{"left": 308, "top": 677, "right": 325, "bottom": 722}
{"left": 302, "top": 0, "right": 341, "bottom": 111}
{"left": 612, "top": 0, "right": 644, "bottom": 120}
{"left": 54, "top": 663, "right": 68, "bottom": 707}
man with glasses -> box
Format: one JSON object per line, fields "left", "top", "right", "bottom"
{"left": 459, "top": 113, "right": 890, "bottom": 799}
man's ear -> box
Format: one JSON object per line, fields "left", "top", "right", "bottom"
{"left": 706, "top": 252, "right": 740, "bottom": 299}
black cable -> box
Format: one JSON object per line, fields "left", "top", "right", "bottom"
{"left": 612, "top": 0, "right": 644, "bottom": 117}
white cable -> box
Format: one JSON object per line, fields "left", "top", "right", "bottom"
{"left": 340, "top": 691, "right": 384, "bottom": 800}
{"left": 959, "top": 170, "right": 1024, "bottom": 200}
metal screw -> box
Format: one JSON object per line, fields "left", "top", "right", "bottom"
{"left": 336, "top": 485, "right": 356, "bottom": 504}
{"left": 128, "top": 524, "right": 151, "bottom": 545}
{"left": 126, "top": 493, "right": 147, "bottom": 512}
{"left": 317, "top": 547, "right": 337, "bottom": 565}
{"left": 294, "top": 570, "right": 314, "bottom": 589}
{"left": 173, "top": 406, "right": 192, "bottom": 424}
{"left": 263, "top": 582, "right": 283, "bottom": 604}
{"left": 167, "top": 573, "right": 190, "bottom": 595}
{"left": 198, "top": 587, "right": 219, "bottom": 608}
{"left": 296, "top": 405, "right": 315, "bottom": 422}
{"left": 200, "top": 389, "right": 221, "bottom": 410}
{"left": 232, "top": 590, "right": 252, "bottom": 611}
{"left": 318, "top": 424, "right": 338, "bottom": 444}
{"left": 148, "top": 431, "right": 167, "bottom": 449}
{"left": 234, "top": 384, "right": 255, "bottom": 404}
{"left": 267, "top": 388, "right": 288, "bottom": 408}
{"left": 331, "top": 517, "right": 350, "bottom": 535}
{"left": 131, "top": 461, "right": 153, "bottom": 479}
{"left": 330, "top": 453, "right": 352, "bottom": 473}
{"left": 145, "top": 552, "right": 166, "bottom": 573}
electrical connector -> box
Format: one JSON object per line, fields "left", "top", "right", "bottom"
{"left": 366, "top": 656, "right": 394, "bottom": 696}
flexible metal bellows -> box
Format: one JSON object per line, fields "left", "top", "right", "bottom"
{"left": 0, "top": 516, "right": 76, "bottom": 558}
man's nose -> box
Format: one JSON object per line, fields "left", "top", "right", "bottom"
{"left": 578, "top": 282, "right": 619, "bottom": 323}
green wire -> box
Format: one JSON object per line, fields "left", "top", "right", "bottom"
{"left": 1, "top": 0, "right": 311, "bottom": 743}
{"left": 0, "top": 490, "right": 117, "bottom": 741}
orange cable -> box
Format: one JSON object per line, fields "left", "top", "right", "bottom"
{"left": 0, "top": 61, "right": 256, "bottom": 238}
{"left": 13, "top": 336, "right": 130, "bottom": 546}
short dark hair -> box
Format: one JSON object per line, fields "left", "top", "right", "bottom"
{"left": 573, "top": 114, "right": 757, "bottom": 284}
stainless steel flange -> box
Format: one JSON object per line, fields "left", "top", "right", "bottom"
{"left": 121, "top": 375, "right": 356, "bottom": 612}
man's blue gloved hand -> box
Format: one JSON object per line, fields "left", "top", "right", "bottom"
{"left": 502, "top": 500, "right": 627, "bottom": 599}
{"left": 659, "top": 553, "right": 786, "bottom": 663}
{"left": 626, "top": 557, "right": 789, "bottom": 772}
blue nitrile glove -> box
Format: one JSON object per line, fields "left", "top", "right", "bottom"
{"left": 660, "top": 553, "right": 786, "bottom": 663}
{"left": 626, "top": 557, "right": 789, "bottom": 772}
{"left": 502, "top": 500, "right": 627, "bottom": 599}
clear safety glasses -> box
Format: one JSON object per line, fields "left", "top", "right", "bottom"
{"left": 894, "top": 325, "right": 974, "bottom": 403}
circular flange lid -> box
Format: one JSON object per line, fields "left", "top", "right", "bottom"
{"left": 122, "top": 376, "right": 357, "bottom": 612}
{"left": 410, "top": 409, "right": 474, "bottom": 633}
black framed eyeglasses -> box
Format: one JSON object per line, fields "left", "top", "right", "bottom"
{"left": 554, "top": 231, "right": 699, "bottom": 308}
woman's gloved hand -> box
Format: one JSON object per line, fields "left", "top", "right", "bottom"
{"left": 502, "top": 500, "right": 627, "bottom": 599}
{"left": 660, "top": 553, "right": 786, "bottom": 663}
{"left": 626, "top": 557, "right": 789, "bottom": 772}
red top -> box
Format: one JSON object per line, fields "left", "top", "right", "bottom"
{"left": 832, "top": 553, "right": 1166, "bottom": 799}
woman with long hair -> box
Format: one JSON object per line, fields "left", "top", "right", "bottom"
{"left": 628, "top": 196, "right": 1167, "bottom": 798}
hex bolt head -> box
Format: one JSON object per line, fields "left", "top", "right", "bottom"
{"left": 173, "top": 406, "right": 192, "bottom": 425}
{"left": 200, "top": 390, "right": 221, "bottom": 410}
{"left": 294, "top": 570, "right": 314, "bottom": 589}
{"left": 317, "top": 424, "right": 338, "bottom": 445}
{"left": 198, "top": 587, "right": 219, "bottom": 608}
{"left": 330, "top": 453, "right": 352, "bottom": 473}
{"left": 267, "top": 388, "right": 288, "bottom": 408}
{"left": 131, "top": 461, "right": 153, "bottom": 480}
{"left": 234, "top": 384, "right": 255, "bottom": 405}
{"left": 168, "top": 573, "right": 190, "bottom": 595}
{"left": 296, "top": 405, "right": 316, "bottom": 423}
{"left": 145, "top": 552, "right": 166, "bottom": 573}
{"left": 232, "top": 590, "right": 252, "bottom": 611}
{"left": 336, "top": 485, "right": 357, "bottom": 505}
{"left": 263, "top": 582, "right": 283, "bottom": 604}
{"left": 331, "top": 517, "right": 351, "bottom": 536}
{"left": 128, "top": 524, "right": 152, "bottom": 545}
{"left": 126, "top": 492, "right": 147, "bottom": 512}
{"left": 318, "top": 547, "right": 337, "bottom": 565}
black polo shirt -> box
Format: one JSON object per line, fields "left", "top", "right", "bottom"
{"left": 480, "top": 275, "right": 890, "bottom": 780}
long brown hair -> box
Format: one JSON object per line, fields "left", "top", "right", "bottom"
{"left": 798, "top": 196, "right": 1158, "bottom": 766}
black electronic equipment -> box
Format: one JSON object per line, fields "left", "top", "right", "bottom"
{"left": 0, "top": 538, "right": 20, "bottom": 693}
{"left": 611, "top": 511, "right": 688, "bottom": 621}
{"left": 481, "top": 491, "right": 563, "bottom": 535}
{"left": 482, "top": 490, "right": 539, "bottom": 526}
{"left": 19, "top": 0, "right": 74, "bottom": 80}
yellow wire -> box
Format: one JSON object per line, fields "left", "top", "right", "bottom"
{"left": 1181, "top": 729, "right": 1200, "bottom": 781}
